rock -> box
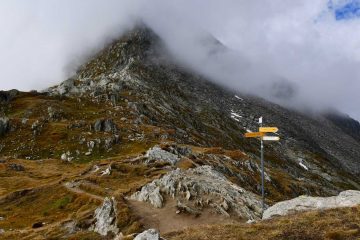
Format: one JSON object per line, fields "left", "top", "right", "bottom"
{"left": 31, "top": 120, "right": 44, "bottom": 135}
{"left": 89, "top": 197, "right": 119, "bottom": 236}
{"left": 130, "top": 165, "right": 262, "bottom": 220}
{"left": 87, "top": 141, "right": 96, "bottom": 150}
{"left": 8, "top": 163, "right": 25, "bottom": 171}
{"left": 0, "top": 216, "right": 4, "bottom": 221}
{"left": 32, "top": 222, "right": 45, "bottom": 228}
{"left": 94, "top": 120, "right": 102, "bottom": 132}
{"left": 93, "top": 119, "right": 118, "bottom": 133}
{"left": 161, "top": 144, "right": 193, "bottom": 157}
{"left": 93, "top": 165, "right": 100, "bottom": 173}
{"left": 64, "top": 181, "right": 80, "bottom": 189}
{"left": 246, "top": 219, "right": 256, "bottom": 224}
{"left": 134, "top": 229, "right": 160, "bottom": 240}
{"left": 145, "top": 146, "right": 180, "bottom": 165}
{"left": 262, "top": 190, "right": 360, "bottom": 220}
{"left": 61, "top": 152, "right": 73, "bottom": 162}
{"left": 104, "top": 135, "right": 120, "bottom": 150}
{"left": 0, "top": 117, "right": 10, "bottom": 136}
{"left": 176, "top": 201, "right": 201, "bottom": 216}
{"left": 0, "top": 229, "right": 4, "bottom": 234}
{"left": 131, "top": 183, "right": 163, "bottom": 208}
{"left": 0, "top": 89, "right": 19, "bottom": 103}
{"left": 47, "top": 106, "right": 64, "bottom": 121}
{"left": 62, "top": 220, "right": 79, "bottom": 235}
{"left": 61, "top": 153, "right": 68, "bottom": 161}
{"left": 113, "top": 232, "right": 125, "bottom": 240}
{"left": 101, "top": 166, "right": 111, "bottom": 176}
{"left": 104, "top": 119, "right": 117, "bottom": 132}
{"left": 49, "top": 79, "right": 75, "bottom": 96}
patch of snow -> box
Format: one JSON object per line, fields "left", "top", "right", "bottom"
{"left": 234, "top": 95, "right": 244, "bottom": 101}
{"left": 230, "top": 110, "right": 242, "bottom": 122}
{"left": 299, "top": 161, "right": 309, "bottom": 171}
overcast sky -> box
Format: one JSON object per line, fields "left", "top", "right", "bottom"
{"left": 0, "top": 0, "right": 360, "bottom": 120}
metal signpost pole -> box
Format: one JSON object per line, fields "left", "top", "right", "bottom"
{"left": 260, "top": 117, "right": 265, "bottom": 214}
{"left": 244, "top": 118, "right": 279, "bottom": 216}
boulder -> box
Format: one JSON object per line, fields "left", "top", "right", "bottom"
{"left": 93, "top": 119, "right": 118, "bottom": 133}
{"left": 145, "top": 146, "right": 180, "bottom": 165}
{"left": 0, "top": 117, "right": 10, "bottom": 136}
{"left": 262, "top": 190, "right": 360, "bottom": 220}
{"left": 89, "top": 197, "right": 119, "bottom": 236}
{"left": 130, "top": 165, "right": 262, "bottom": 220}
{"left": 134, "top": 229, "right": 160, "bottom": 240}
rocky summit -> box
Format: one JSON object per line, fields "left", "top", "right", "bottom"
{"left": 0, "top": 24, "right": 359, "bottom": 240}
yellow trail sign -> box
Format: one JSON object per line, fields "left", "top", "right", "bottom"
{"left": 259, "top": 127, "right": 279, "bottom": 133}
{"left": 245, "top": 132, "right": 265, "bottom": 138}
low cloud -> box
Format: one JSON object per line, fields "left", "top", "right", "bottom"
{"left": 0, "top": 0, "right": 359, "bottom": 120}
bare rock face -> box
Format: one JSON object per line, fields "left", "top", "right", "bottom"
{"left": 145, "top": 146, "right": 180, "bottom": 165}
{"left": 0, "top": 117, "right": 10, "bottom": 137}
{"left": 89, "top": 197, "right": 119, "bottom": 236}
{"left": 130, "top": 165, "right": 262, "bottom": 220}
{"left": 134, "top": 229, "right": 160, "bottom": 240}
{"left": 262, "top": 190, "right": 360, "bottom": 220}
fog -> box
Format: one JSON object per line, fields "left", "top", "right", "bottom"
{"left": 0, "top": 0, "right": 360, "bottom": 120}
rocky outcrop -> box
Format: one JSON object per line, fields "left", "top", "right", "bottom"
{"left": 262, "top": 190, "right": 360, "bottom": 220}
{"left": 145, "top": 146, "right": 180, "bottom": 165}
{"left": 0, "top": 89, "right": 18, "bottom": 103}
{"left": 130, "top": 165, "right": 262, "bottom": 220}
{"left": 93, "top": 119, "right": 118, "bottom": 133}
{"left": 0, "top": 117, "right": 10, "bottom": 137}
{"left": 134, "top": 229, "right": 160, "bottom": 240}
{"left": 89, "top": 197, "right": 119, "bottom": 236}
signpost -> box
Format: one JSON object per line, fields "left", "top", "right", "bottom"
{"left": 259, "top": 127, "right": 279, "bottom": 133}
{"left": 244, "top": 132, "right": 265, "bottom": 138}
{"left": 244, "top": 117, "right": 279, "bottom": 215}
{"left": 262, "top": 136, "right": 280, "bottom": 141}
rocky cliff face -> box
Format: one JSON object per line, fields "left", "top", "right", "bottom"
{"left": 0, "top": 24, "right": 359, "bottom": 239}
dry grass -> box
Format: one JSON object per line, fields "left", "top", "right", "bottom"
{"left": 164, "top": 206, "right": 360, "bottom": 240}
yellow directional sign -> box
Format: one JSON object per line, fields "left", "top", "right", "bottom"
{"left": 245, "top": 132, "right": 265, "bottom": 138}
{"left": 262, "top": 136, "right": 280, "bottom": 141}
{"left": 259, "top": 127, "right": 279, "bottom": 133}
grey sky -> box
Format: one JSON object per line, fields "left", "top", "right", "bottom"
{"left": 0, "top": 0, "right": 359, "bottom": 121}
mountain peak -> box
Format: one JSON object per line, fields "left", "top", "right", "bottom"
{"left": 75, "top": 23, "right": 163, "bottom": 79}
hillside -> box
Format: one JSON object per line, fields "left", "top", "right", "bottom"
{"left": 0, "top": 24, "right": 359, "bottom": 239}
